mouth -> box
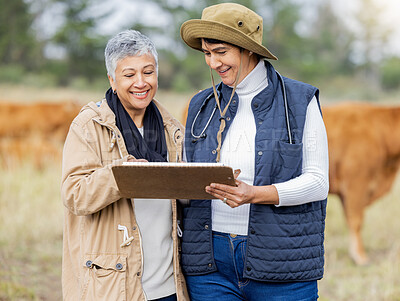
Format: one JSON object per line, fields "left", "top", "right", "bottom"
{"left": 130, "top": 90, "right": 149, "bottom": 98}
{"left": 217, "top": 67, "right": 231, "bottom": 75}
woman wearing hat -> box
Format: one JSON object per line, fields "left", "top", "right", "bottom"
{"left": 180, "top": 3, "right": 328, "bottom": 300}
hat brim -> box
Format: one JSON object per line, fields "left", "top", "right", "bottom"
{"left": 180, "top": 19, "right": 278, "bottom": 60}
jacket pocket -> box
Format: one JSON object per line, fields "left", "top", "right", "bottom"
{"left": 81, "top": 254, "right": 127, "bottom": 301}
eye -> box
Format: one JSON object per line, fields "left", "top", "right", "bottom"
{"left": 124, "top": 74, "right": 134, "bottom": 78}
{"left": 144, "top": 70, "right": 155, "bottom": 75}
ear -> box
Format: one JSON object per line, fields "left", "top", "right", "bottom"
{"left": 108, "top": 74, "right": 116, "bottom": 92}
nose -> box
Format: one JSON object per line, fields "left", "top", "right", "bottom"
{"left": 207, "top": 54, "right": 222, "bottom": 70}
{"left": 134, "top": 74, "right": 146, "bottom": 88}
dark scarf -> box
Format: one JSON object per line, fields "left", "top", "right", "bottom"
{"left": 106, "top": 88, "right": 168, "bottom": 162}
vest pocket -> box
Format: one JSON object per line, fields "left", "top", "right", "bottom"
{"left": 272, "top": 141, "right": 303, "bottom": 182}
{"left": 81, "top": 254, "right": 127, "bottom": 301}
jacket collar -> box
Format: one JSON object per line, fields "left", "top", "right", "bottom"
{"left": 84, "top": 98, "right": 183, "bottom": 133}
{"left": 84, "top": 98, "right": 184, "bottom": 161}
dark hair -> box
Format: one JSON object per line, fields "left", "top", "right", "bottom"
{"left": 202, "top": 38, "right": 246, "bottom": 53}
{"left": 203, "top": 38, "right": 227, "bottom": 45}
{"left": 202, "top": 38, "right": 260, "bottom": 59}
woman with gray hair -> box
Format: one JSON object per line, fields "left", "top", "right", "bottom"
{"left": 61, "top": 29, "right": 188, "bottom": 301}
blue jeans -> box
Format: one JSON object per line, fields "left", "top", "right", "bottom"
{"left": 185, "top": 232, "right": 318, "bottom": 301}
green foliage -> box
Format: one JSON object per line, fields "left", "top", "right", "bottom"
{"left": 0, "top": 0, "right": 398, "bottom": 94}
{"left": 0, "top": 64, "right": 59, "bottom": 87}
{"left": 51, "top": 0, "right": 109, "bottom": 84}
{"left": 158, "top": 49, "right": 209, "bottom": 91}
{"left": 0, "top": 64, "right": 25, "bottom": 82}
{"left": 0, "top": 0, "right": 42, "bottom": 68}
{"left": 381, "top": 57, "right": 400, "bottom": 90}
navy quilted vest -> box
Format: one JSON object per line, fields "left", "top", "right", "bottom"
{"left": 183, "top": 61, "right": 327, "bottom": 282}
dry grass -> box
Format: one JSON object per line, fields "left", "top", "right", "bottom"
{"left": 1, "top": 86, "right": 400, "bottom": 300}
{"left": 0, "top": 163, "right": 63, "bottom": 301}
{"left": 320, "top": 184, "right": 400, "bottom": 300}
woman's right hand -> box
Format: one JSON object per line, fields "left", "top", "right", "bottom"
{"left": 127, "top": 156, "right": 148, "bottom": 163}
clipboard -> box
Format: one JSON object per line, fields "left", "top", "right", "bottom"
{"left": 111, "top": 162, "right": 236, "bottom": 199}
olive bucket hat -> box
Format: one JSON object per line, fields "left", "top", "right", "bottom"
{"left": 180, "top": 2, "right": 278, "bottom": 60}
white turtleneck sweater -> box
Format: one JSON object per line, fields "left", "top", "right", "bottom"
{"left": 211, "top": 60, "right": 329, "bottom": 235}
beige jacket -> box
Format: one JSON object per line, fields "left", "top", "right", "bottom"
{"left": 61, "top": 99, "right": 189, "bottom": 301}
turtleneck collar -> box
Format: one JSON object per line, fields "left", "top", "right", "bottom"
{"left": 234, "top": 60, "right": 268, "bottom": 96}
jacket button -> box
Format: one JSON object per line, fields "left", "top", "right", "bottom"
{"left": 212, "top": 150, "right": 216, "bottom": 154}
{"left": 204, "top": 225, "right": 209, "bottom": 229}
{"left": 258, "top": 151, "right": 263, "bottom": 156}
{"left": 132, "top": 226, "right": 136, "bottom": 230}
{"left": 226, "top": 117, "right": 231, "bottom": 121}
{"left": 137, "top": 272, "right": 141, "bottom": 276}
{"left": 254, "top": 103, "right": 259, "bottom": 108}
{"left": 85, "top": 260, "right": 92, "bottom": 268}
{"left": 116, "top": 263, "right": 123, "bottom": 270}
{"left": 247, "top": 266, "right": 252, "bottom": 271}
{"left": 251, "top": 229, "right": 255, "bottom": 234}
{"left": 208, "top": 263, "right": 212, "bottom": 268}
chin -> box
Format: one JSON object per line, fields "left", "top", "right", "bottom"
{"left": 222, "top": 79, "right": 235, "bottom": 86}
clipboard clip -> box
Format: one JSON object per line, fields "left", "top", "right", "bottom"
{"left": 233, "top": 169, "right": 241, "bottom": 179}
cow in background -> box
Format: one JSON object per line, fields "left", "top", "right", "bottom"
{"left": 0, "top": 101, "right": 81, "bottom": 168}
{"left": 323, "top": 102, "right": 400, "bottom": 265}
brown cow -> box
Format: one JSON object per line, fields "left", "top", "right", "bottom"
{"left": 323, "top": 102, "right": 400, "bottom": 265}
{"left": 0, "top": 101, "right": 81, "bottom": 140}
{"left": 181, "top": 101, "right": 400, "bottom": 265}
{"left": 0, "top": 101, "right": 81, "bottom": 168}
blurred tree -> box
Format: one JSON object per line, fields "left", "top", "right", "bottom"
{"left": 381, "top": 57, "right": 400, "bottom": 90}
{"left": 1, "top": 0, "right": 397, "bottom": 94}
{"left": 294, "top": 0, "right": 355, "bottom": 82}
{"left": 352, "top": 0, "right": 392, "bottom": 88}
{"left": 0, "top": 0, "right": 42, "bottom": 68}
{"left": 52, "top": 0, "right": 110, "bottom": 85}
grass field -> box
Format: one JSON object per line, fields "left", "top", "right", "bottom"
{"left": 0, "top": 86, "right": 400, "bottom": 300}
{"left": 1, "top": 164, "right": 399, "bottom": 300}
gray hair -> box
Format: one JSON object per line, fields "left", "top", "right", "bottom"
{"left": 105, "top": 29, "right": 158, "bottom": 80}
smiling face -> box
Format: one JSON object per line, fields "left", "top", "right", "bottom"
{"left": 108, "top": 53, "right": 157, "bottom": 126}
{"left": 201, "top": 39, "right": 258, "bottom": 86}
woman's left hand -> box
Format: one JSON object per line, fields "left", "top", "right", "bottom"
{"left": 205, "top": 180, "right": 255, "bottom": 208}
{"left": 205, "top": 180, "right": 279, "bottom": 208}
